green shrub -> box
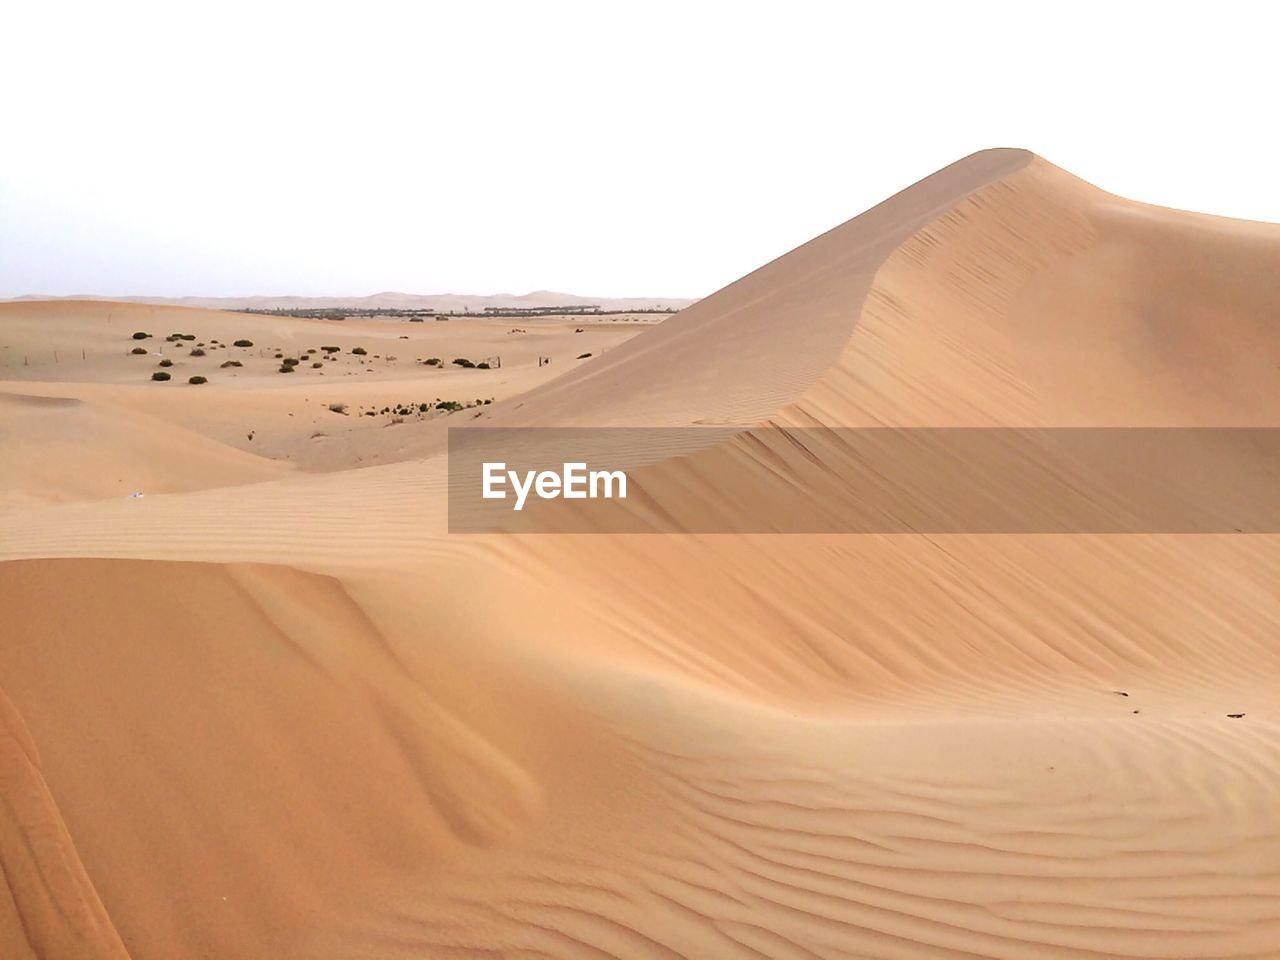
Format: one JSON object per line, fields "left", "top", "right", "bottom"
{"left": 436, "top": 400, "right": 463, "bottom": 411}
{"left": 151, "top": 371, "right": 171, "bottom": 381}
{"left": 233, "top": 339, "right": 253, "bottom": 347}
{"left": 188, "top": 375, "right": 207, "bottom": 385}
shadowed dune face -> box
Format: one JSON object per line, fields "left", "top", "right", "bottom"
{"left": 1011, "top": 199, "right": 1280, "bottom": 423}
{"left": 2, "top": 150, "right": 1279, "bottom": 959}
{"left": 788, "top": 156, "right": 1280, "bottom": 429}
{"left": 0, "top": 560, "right": 556, "bottom": 958}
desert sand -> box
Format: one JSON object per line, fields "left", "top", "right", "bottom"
{"left": 1, "top": 148, "right": 1278, "bottom": 959}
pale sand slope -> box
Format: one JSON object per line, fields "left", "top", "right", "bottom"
{"left": 1, "top": 149, "right": 1279, "bottom": 958}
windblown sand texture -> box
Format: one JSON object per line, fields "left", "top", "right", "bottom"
{"left": 2, "top": 149, "right": 1278, "bottom": 959}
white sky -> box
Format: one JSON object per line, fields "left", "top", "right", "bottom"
{"left": 2, "top": 1, "right": 1277, "bottom": 300}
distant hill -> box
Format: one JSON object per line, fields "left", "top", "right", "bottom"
{"left": 5, "top": 290, "right": 696, "bottom": 313}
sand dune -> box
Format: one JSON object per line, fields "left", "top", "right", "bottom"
{"left": 0, "top": 392, "right": 293, "bottom": 508}
{"left": 2, "top": 149, "right": 1278, "bottom": 958}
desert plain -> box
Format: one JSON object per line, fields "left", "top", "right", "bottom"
{"left": 2, "top": 148, "right": 1279, "bottom": 959}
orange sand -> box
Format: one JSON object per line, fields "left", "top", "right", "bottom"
{"left": 2, "top": 149, "right": 1278, "bottom": 958}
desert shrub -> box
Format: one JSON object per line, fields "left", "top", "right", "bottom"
{"left": 233, "top": 339, "right": 253, "bottom": 347}
{"left": 351, "top": 346, "right": 367, "bottom": 356}
{"left": 476, "top": 362, "right": 491, "bottom": 369}
{"left": 451, "top": 358, "right": 474, "bottom": 368}
{"left": 180, "top": 334, "right": 196, "bottom": 341}
{"left": 312, "top": 361, "right": 323, "bottom": 368}
{"left": 418, "top": 402, "right": 429, "bottom": 412}
{"left": 278, "top": 364, "right": 295, "bottom": 373}
{"left": 328, "top": 403, "right": 348, "bottom": 414}
{"left": 274, "top": 352, "right": 284, "bottom": 358}
{"left": 300, "top": 353, "right": 311, "bottom": 360}
{"left": 220, "top": 360, "right": 243, "bottom": 368}
{"left": 131, "top": 346, "right": 147, "bottom": 355}
{"left": 282, "top": 357, "right": 299, "bottom": 367}
{"left": 190, "top": 347, "right": 206, "bottom": 357}
{"left": 158, "top": 359, "right": 173, "bottom": 367}
{"left": 425, "top": 357, "right": 441, "bottom": 366}
{"left": 322, "top": 345, "right": 340, "bottom": 353}
{"left": 483, "top": 398, "right": 492, "bottom": 405}
{"left": 151, "top": 371, "right": 171, "bottom": 381}
{"left": 364, "top": 410, "right": 376, "bottom": 417}
{"left": 576, "top": 352, "right": 592, "bottom": 359}
{"left": 132, "top": 331, "right": 150, "bottom": 340}
{"left": 436, "top": 400, "right": 463, "bottom": 411}
{"left": 188, "top": 375, "right": 207, "bottom": 385}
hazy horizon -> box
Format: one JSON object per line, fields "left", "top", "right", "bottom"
{"left": 2, "top": 289, "right": 697, "bottom": 304}
{"left": 4, "top": 1, "right": 1278, "bottom": 301}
